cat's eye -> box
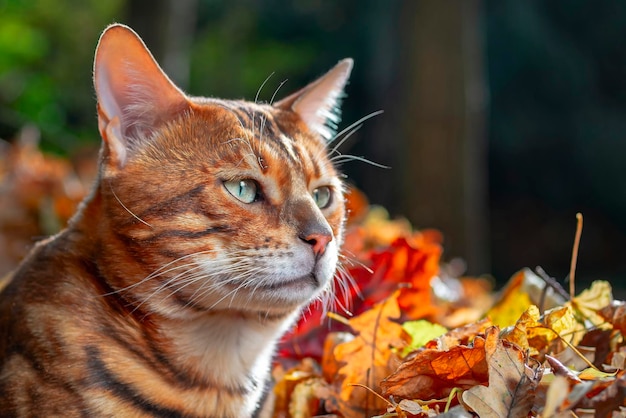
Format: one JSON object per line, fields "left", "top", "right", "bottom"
{"left": 312, "top": 186, "right": 332, "bottom": 209}
{"left": 224, "top": 179, "right": 259, "bottom": 204}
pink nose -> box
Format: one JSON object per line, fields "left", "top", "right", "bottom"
{"left": 303, "top": 233, "right": 332, "bottom": 257}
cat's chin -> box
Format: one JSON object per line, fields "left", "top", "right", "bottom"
{"left": 257, "top": 273, "right": 319, "bottom": 291}
{"left": 232, "top": 274, "right": 325, "bottom": 306}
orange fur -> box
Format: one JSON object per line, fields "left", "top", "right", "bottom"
{"left": 0, "top": 24, "right": 352, "bottom": 417}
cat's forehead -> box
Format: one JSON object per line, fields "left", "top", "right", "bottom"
{"left": 190, "top": 99, "right": 334, "bottom": 178}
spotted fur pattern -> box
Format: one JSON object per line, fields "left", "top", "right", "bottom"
{"left": 0, "top": 24, "right": 352, "bottom": 417}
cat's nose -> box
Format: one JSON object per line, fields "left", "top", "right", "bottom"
{"left": 301, "top": 232, "right": 332, "bottom": 257}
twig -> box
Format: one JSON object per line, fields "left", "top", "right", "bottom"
{"left": 534, "top": 266, "right": 571, "bottom": 301}
{"left": 569, "top": 213, "right": 583, "bottom": 299}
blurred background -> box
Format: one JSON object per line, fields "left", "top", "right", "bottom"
{"left": 1, "top": 0, "right": 625, "bottom": 291}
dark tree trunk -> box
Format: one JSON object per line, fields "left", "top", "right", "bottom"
{"left": 126, "top": 0, "right": 198, "bottom": 89}
{"left": 394, "top": 0, "right": 489, "bottom": 274}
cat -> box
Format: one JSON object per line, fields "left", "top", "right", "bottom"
{"left": 0, "top": 23, "right": 352, "bottom": 417}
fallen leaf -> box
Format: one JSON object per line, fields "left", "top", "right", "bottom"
{"left": 425, "top": 318, "right": 493, "bottom": 351}
{"left": 568, "top": 280, "right": 613, "bottom": 328}
{"left": 461, "top": 327, "right": 542, "bottom": 418}
{"left": 502, "top": 304, "right": 579, "bottom": 356}
{"left": 402, "top": 320, "right": 448, "bottom": 356}
{"left": 575, "top": 371, "right": 626, "bottom": 416}
{"left": 487, "top": 270, "right": 534, "bottom": 328}
{"left": 600, "top": 301, "right": 626, "bottom": 336}
{"left": 545, "top": 354, "right": 582, "bottom": 384}
{"left": 288, "top": 377, "right": 327, "bottom": 418}
{"left": 542, "top": 374, "right": 569, "bottom": 417}
{"left": 380, "top": 333, "right": 488, "bottom": 400}
{"left": 328, "top": 292, "right": 407, "bottom": 418}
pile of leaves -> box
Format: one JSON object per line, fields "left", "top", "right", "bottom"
{"left": 274, "top": 189, "right": 626, "bottom": 417}
{"left": 1, "top": 135, "right": 625, "bottom": 417}
{"left": 0, "top": 130, "right": 95, "bottom": 276}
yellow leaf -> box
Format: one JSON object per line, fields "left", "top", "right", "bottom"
{"left": 568, "top": 280, "right": 613, "bottom": 328}
{"left": 502, "top": 305, "right": 579, "bottom": 355}
{"left": 577, "top": 367, "right": 617, "bottom": 380}
{"left": 487, "top": 270, "right": 533, "bottom": 328}
{"left": 527, "top": 306, "right": 578, "bottom": 350}
{"left": 401, "top": 320, "right": 448, "bottom": 356}
{"left": 501, "top": 305, "right": 541, "bottom": 351}
{"left": 329, "top": 292, "right": 407, "bottom": 418}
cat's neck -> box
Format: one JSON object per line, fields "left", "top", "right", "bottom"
{"left": 159, "top": 310, "right": 297, "bottom": 387}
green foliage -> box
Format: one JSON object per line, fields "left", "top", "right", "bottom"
{"left": 0, "top": 0, "right": 123, "bottom": 154}
{"left": 0, "top": 0, "right": 361, "bottom": 155}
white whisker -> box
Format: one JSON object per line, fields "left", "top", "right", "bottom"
{"left": 269, "top": 79, "right": 288, "bottom": 105}
{"left": 108, "top": 182, "right": 152, "bottom": 228}
{"left": 255, "top": 72, "right": 275, "bottom": 104}
{"left": 327, "top": 110, "right": 384, "bottom": 147}
{"left": 328, "top": 124, "right": 363, "bottom": 157}
{"left": 330, "top": 154, "right": 390, "bottom": 169}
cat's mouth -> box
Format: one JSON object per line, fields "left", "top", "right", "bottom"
{"left": 258, "top": 273, "right": 319, "bottom": 291}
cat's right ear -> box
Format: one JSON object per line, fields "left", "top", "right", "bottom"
{"left": 274, "top": 59, "right": 353, "bottom": 143}
{"left": 93, "top": 24, "right": 189, "bottom": 169}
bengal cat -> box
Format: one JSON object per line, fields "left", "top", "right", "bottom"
{"left": 0, "top": 24, "right": 352, "bottom": 417}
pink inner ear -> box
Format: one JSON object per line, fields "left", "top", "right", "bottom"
{"left": 93, "top": 24, "right": 188, "bottom": 147}
{"left": 291, "top": 59, "right": 353, "bottom": 141}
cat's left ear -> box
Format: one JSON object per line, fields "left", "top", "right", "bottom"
{"left": 93, "top": 24, "right": 190, "bottom": 169}
{"left": 275, "top": 58, "right": 353, "bottom": 142}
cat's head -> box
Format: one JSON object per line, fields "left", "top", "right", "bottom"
{"left": 91, "top": 24, "right": 352, "bottom": 318}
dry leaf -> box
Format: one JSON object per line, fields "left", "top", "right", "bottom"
{"left": 328, "top": 293, "right": 407, "bottom": 418}
{"left": 568, "top": 281, "right": 613, "bottom": 328}
{"left": 425, "top": 318, "right": 493, "bottom": 351}
{"left": 487, "top": 270, "right": 534, "bottom": 328}
{"left": 542, "top": 374, "right": 570, "bottom": 417}
{"left": 461, "top": 327, "right": 542, "bottom": 418}
{"left": 600, "top": 301, "right": 626, "bottom": 336}
{"left": 381, "top": 333, "right": 488, "bottom": 400}
{"left": 402, "top": 320, "right": 448, "bottom": 356}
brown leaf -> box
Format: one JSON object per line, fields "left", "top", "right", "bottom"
{"left": 272, "top": 358, "right": 321, "bottom": 417}
{"left": 600, "top": 300, "right": 626, "bottom": 336}
{"left": 461, "top": 327, "right": 543, "bottom": 418}
{"left": 327, "top": 293, "right": 407, "bottom": 418}
{"left": 545, "top": 354, "right": 583, "bottom": 384}
{"left": 424, "top": 317, "right": 492, "bottom": 351}
{"left": 574, "top": 371, "right": 626, "bottom": 414}
{"left": 380, "top": 333, "right": 489, "bottom": 400}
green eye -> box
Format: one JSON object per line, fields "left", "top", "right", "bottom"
{"left": 224, "top": 179, "right": 258, "bottom": 203}
{"left": 312, "top": 186, "right": 332, "bottom": 209}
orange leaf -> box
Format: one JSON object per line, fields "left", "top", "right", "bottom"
{"left": 380, "top": 333, "right": 489, "bottom": 400}
{"left": 461, "top": 327, "right": 543, "bottom": 418}
{"left": 328, "top": 293, "right": 407, "bottom": 418}
{"left": 424, "top": 317, "right": 492, "bottom": 350}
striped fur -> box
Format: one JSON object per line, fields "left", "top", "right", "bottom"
{"left": 0, "top": 24, "right": 352, "bottom": 417}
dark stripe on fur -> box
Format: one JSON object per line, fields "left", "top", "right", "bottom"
{"left": 257, "top": 114, "right": 279, "bottom": 140}
{"left": 137, "top": 185, "right": 207, "bottom": 220}
{"left": 85, "top": 345, "right": 187, "bottom": 418}
{"left": 85, "top": 258, "right": 143, "bottom": 317}
{"left": 140, "top": 225, "right": 231, "bottom": 242}
{"left": 4, "top": 343, "right": 84, "bottom": 406}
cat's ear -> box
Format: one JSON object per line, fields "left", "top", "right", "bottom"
{"left": 93, "top": 24, "right": 189, "bottom": 168}
{"left": 275, "top": 58, "right": 353, "bottom": 142}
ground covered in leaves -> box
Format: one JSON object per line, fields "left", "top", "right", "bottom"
{"left": 275, "top": 190, "right": 626, "bottom": 417}
{"left": 1, "top": 137, "right": 625, "bottom": 417}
